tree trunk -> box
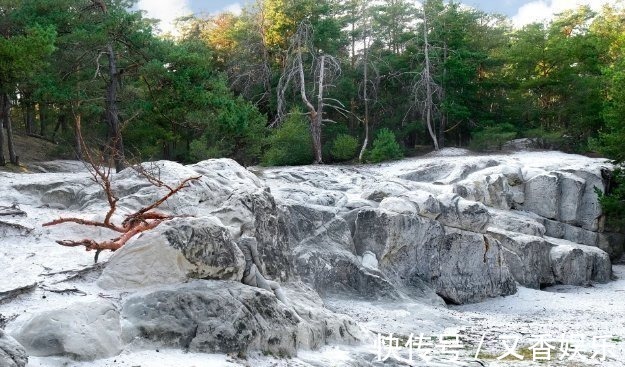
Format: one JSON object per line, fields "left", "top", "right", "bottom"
{"left": 312, "top": 55, "right": 326, "bottom": 164}
{"left": 53, "top": 111, "right": 67, "bottom": 141}
{"left": 295, "top": 45, "right": 323, "bottom": 164}
{"left": 73, "top": 110, "right": 83, "bottom": 160}
{"left": 311, "top": 112, "right": 323, "bottom": 164}
{"left": 24, "top": 94, "right": 35, "bottom": 135}
{"left": 3, "top": 93, "right": 18, "bottom": 165}
{"left": 39, "top": 103, "right": 47, "bottom": 136}
{"left": 0, "top": 94, "right": 6, "bottom": 165}
{"left": 423, "top": 14, "right": 439, "bottom": 151}
{"left": 359, "top": 23, "right": 370, "bottom": 163}
{"left": 105, "top": 43, "right": 126, "bottom": 172}
{"left": 439, "top": 44, "right": 448, "bottom": 149}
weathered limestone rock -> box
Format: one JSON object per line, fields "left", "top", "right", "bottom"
{"left": 284, "top": 204, "right": 400, "bottom": 299}
{"left": 502, "top": 138, "right": 538, "bottom": 151}
{"left": 361, "top": 181, "right": 409, "bottom": 202}
{"left": 360, "top": 251, "right": 379, "bottom": 270}
{"left": 9, "top": 300, "right": 122, "bottom": 361}
{"left": 454, "top": 165, "right": 525, "bottom": 210}
{"left": 0, "top": 330, "right": 27, "bottom": 367}
{"left": 573, "top": 169, "right": 606, "bottom": 232}
{"left": 523, "top": 174, "right": 559, "bottom": 219}
{"left": 556, "top": 172, "right": 585, "bottom": 225}
{"left": 12, "top": 178, "right": 91, "bottom": 210}
{"left": 490, "top": 210, "right": 546, "bottom": 237}
{"left": 352, "top": 208, "right": 444, "bottom": 303}
{"left": 541, "top": 218, "right": 625, "bottom": 260}
{"left": 98, "top": 217, "right": 245, "bottom": 289}
{"left": 548, "top": 240, "right": 612, "bottom": 285}
{"left": 379, "top": 197, "right": 418, "bottom": 215}
{"left": 488, "top": 228, "right": 554, "bottom": 288}
{"left": 434, "top": 229, "right": 517, "bottom": 304}
{"left": 121, "top": 281, "right": 362, "bottom": 357}
{"left": 352, "top": 208, "right": 515, "bottom": 304}
{"left": 437, "top": 194, "right": 491, "bottom": 233}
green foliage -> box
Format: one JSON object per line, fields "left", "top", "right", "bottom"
{"left": 4, "top": 0, "right": 625, "bottom": 171}
{"left": 470, "top": 123, "right": 517, "bottom": 151}
{"left": 330, "top": 134, "right": 359, "bottom": 162}
{"left": 590, "top": 28, "right": 625, "bottom": 228}
{"left": 0, "top": 24, "right": 56, "bottom": 90}
{"left": 262, "top": 111, "right": 313, "bottom": 166}
{"left": 596, "top": 169, "right": 625, "bottom": 230}
{"left": 523, "top": 127, "right": 567, "bottom": 150}
{"left": 368, "top": 128, "right": 403, "bottom": 163}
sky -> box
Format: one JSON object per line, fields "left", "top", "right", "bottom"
{"left": 137, "top": 0, "right": 622, "bottom": 35}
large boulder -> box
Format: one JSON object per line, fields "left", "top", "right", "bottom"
{"left": 121, "top": 280, "right": 361, "bottom": 357}
{"left": 488, "top": 228, "right": 554, "bottom": 288}
{"left": 489, "top": 209, "right": 546, "bottom": 237}
{"left": 9, "top": 300, "right": 122, "bottom": 361}
{"left": 98, "top": 217, "right": 245, "bottom": 289}
{"left": 284, "top": 204, "right": 400, "bottom": 299}
{"left": 436, "top": 194, "right": 491, "bottom": 233}
{"left": 573, "top": 169, "right": 607, "bottom": 232}
{"left": 523, "top": 173, "right": 559, "bottom": 219}
{"left": 434, "top": 229, "right": 517, "bottom": 304}
{"left": 541, "top": 218, "right": 625, "bottom": 260}
{"left": 352, "top": 209, "right": 444, "bottom": 287}
{"left": 352, "top": 208, "right": 516, "bottom": 304}
{"left": 0, "top": 330, "right": 27, "bottom": 367}
{"left": 556, "top": 171, "right": 585, "bottom": 225}
{"left": 548, "top": 240, "right": 612, "bottom": 286}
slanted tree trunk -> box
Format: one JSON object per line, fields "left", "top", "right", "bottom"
{"left": 2, "top": 93, "right": 18, "bottom": 165}
{"left": 105, "top": 43, "right": 125, "bottom": 172}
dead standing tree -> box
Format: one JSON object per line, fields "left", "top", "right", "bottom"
{"left": 43, "top": 135, "right": 200, "bottom": 262}
{"left": 275, "top": 22, "right": 346, "bottom": 164}
{"left": 358, "top": 9, "right": 373, "bottom": 163}
{"left": 407, "top": 9, "right": 441, "bottom": 151}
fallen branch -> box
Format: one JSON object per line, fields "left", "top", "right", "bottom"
{"left": 43, "top": 217, "right": 124, "bottom": 232}
{"left": 0, "top": 221, "right": 33, "bottom": 236}
{"left": 40, "top": 263, "right": 105, "bottom": 285}
{"left": 40, "top": 286, "right": 87, "bottom": 296}
{"left": 0, "top": 283, "right": 38, "bottom": 304}
{"left": 0, "top": 204, "right": 26, "bottom": 217}
{"left": 57, "top": 218, "right": 166, "bottom": 251}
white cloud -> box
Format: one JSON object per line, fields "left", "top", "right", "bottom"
{"left": 512, "top": 0, "right": 621, "bottom": 28}
{"left": 221, "top": 3, "right": 242, "bottom": 15}
{"left": 137, "top": 0, "right": 192, "bottom": 35}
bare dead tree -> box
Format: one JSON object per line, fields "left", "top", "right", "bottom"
{"left": 225, "top": 2, "right": 273, "bottom": 107}
{"left": 43, "top": 133, "right": 200, "bottom": 262}
{"left": 275, "top": 21, "right": 345, "bottom": 164}
{"left": 358, "top": 9, "right": 372, "bottom": 163}
{"left": 408, "top": 11, "right": 441, "bottom": 151}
